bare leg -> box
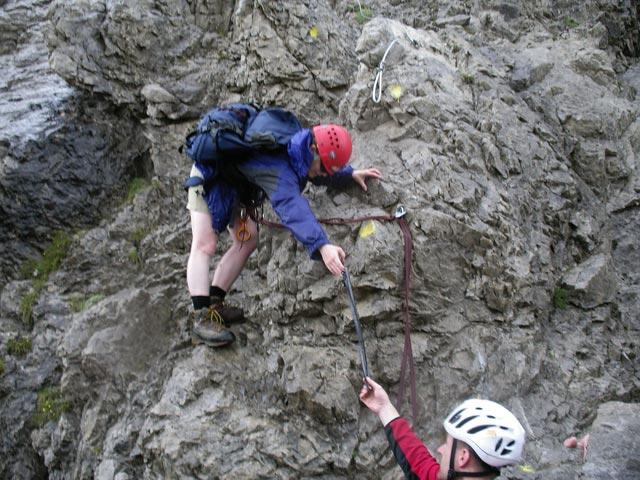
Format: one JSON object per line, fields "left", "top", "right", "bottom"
{"left": 211, "top": 211, "right": 259, "bottom": 292}
{"left": 187, "top": 210, "right": 218, "bottom": 296}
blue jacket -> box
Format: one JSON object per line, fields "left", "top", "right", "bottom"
{"left": 197, "top": 129, "right": 354, "bottom": 260}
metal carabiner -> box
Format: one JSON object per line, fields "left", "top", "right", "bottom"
{"left": 394, "top": 204, "right": 407, "bottom": 218}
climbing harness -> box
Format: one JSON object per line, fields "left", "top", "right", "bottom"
{"left": 342, "top": 267, "right": 371, "bottom": 390}
{"left": 258, "top": 205, "right": 418, "bottom": 422}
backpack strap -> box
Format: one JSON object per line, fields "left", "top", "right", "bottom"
{"left": 183, "top": 175, "right": 204, "bottom": 190}
{"left": 198, "top": 118, "right": 245, "bottom": 137}
{"left": 184, "top": 173, "right": 224, "bottom": 196}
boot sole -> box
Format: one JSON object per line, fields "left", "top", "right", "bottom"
{"left": 191, "top": 335, "right": 235, "bottom": 348}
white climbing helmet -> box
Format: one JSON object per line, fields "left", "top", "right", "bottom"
{"left": 443, "top": 399, "right": 525, "bottom": 468}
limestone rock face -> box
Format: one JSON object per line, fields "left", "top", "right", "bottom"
{"left": 45, "top": 0, "right": 359, "bottom": 123}
{"left": 1, "top": 1, "right": 639, "bottom": 479}
{"left": 581, "top": 402, "right": 640, "bottom": 479}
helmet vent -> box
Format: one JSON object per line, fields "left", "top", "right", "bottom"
{"left": 457, "top": 415, "right": 480, "bottom": 428}
{"left": 467, "top": 424, "right": 492, "bottom": 434}
{"left": 495, "top": 439, "right": 503, "bottom": 452}
{"left": 449, "top": 409, "right": 465, "bottom": 423}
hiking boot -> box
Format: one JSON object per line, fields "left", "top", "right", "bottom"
{"left": 192, "top": 307, "right": 236, "bottom": 347}
{"left": 210, "top": 296, "right": 246, "bottom": 325}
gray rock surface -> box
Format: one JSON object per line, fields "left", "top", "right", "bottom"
{"left": 581, "top": 402, "right": 640, "bottom": 479}
{"left": 1, "top": 0, "right": 639, "bottom": 479}
{"left": 0, "top": 0, "right": 153, "bottom": 287}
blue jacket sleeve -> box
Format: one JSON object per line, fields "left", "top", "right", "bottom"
{"left": 270, "top": 170, "right": 330, "bottom": 260}
{"left": 310, "top": 165, "right": 355, "bottom": 189}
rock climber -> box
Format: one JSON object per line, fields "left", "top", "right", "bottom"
{"left": 359, "top": 377, "right": 526, "bottom": 480}
{"left": 186, "top": 122, "right": 382, "bottom": 347}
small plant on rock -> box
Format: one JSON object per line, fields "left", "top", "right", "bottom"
{"left": 553, "top": 288, "right": 569, "bottom": 309}
{"left": 70, "top": 293, "right": 106, "bottom": 313}
{"left": 461, "top": 72, "right": 475, "bottom": 84}
{"left": 128, "top": 227, "right": 148, "bottom": 266}
{"left": 33, "top": 387, "right": 69, "bottom": 427}
{"left": 353, "top": 2, "right": 373, "bottom": 24}
{"left": 20, "top": 290, "right": 39, "bottom": 327}
{"left": 21, "top": 231, "right": 73, "bottom": 282}
{"left": 128, "top": 248, "right": 141, "bottom": 265}
{"left": 126, "top": 177, "right": 148, "bottom": 203}
{"left": 564, "top": 18, "right": 579, "bottom": 28}
{"left": 20, "top": 231, "right": 73, "bottom": 326}
{"left": 130, "top": 227, "right": 147, "bottom": 248}
{"left": 7, "top": 336, "right": 32, "bottom": 357}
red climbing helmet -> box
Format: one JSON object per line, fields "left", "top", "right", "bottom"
{"left": 312, "top": 124, "right": 352, "bottom": 174}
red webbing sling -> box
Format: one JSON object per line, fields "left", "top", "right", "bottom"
{"left": 395, "top": 212, "right": 418, "bottom": 424}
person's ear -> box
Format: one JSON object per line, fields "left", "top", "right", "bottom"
{"left": 310, "top": 142, "right": 318, "bottom": 153}
{"left": 457, "top": 447, "right": 472, "bottom": 469}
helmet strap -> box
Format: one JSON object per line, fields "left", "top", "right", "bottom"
{"left": 447, "top": 438, "right": 458, "bottom": 480}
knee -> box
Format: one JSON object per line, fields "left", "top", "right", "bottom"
{"left": 192, "top": 232, "right": 217, "bottom": 257}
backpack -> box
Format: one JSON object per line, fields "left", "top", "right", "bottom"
{"left": 184, "top": 103, "right": 303, "bottom": 169}
{"left": 182, "top": 102, "right": 304, "bottom": 209}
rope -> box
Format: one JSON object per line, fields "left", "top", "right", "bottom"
{"left": 257, "top": 206, "right": 418, "bottom": 423}
{"left": 258, "top": 212, "right": 397, "bottom": 229}
{"left": 372, "top": 38, "right": 399, "bottom": 103}
{"left": 369, "top": 19, "right": 419, "bottom": 104}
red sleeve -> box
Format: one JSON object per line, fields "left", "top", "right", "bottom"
{"left": 384, "top": 417, "right": 441, "bottom": 480}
